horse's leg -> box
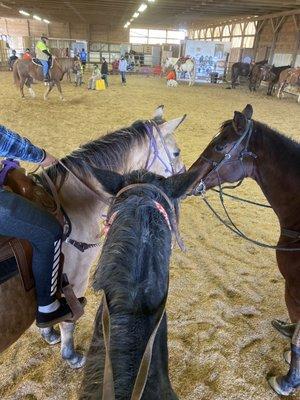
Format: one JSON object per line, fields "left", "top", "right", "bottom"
{"left": 25, "top": 78, "right": 36, "bottom": 98}
{"left": 44, "top": 82, "right": 54, "bottom": 101}
{"left": 40, "top": 326, "right": 61, "bottom": 345}
{"left": 55, "top": 81, "right": 65, "bottom": 101}
{"left": 269, "top": 322, "right": 300, "bottom": 396}
{"left": 60, "top": 321, "right": 86, "bottom": 369}
{"left": 19, "top": 78, "right": 26, "bottom": 99}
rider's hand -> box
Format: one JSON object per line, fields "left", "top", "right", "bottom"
{"left": 40, "top": 152, "right": 58, "bottom": 167}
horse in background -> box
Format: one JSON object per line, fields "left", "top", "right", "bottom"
{"left": 188, "top": 104, "right": 300, "bottom": 397}
{"left": 80, "top": 168, "right": 198, "bottom": 400}
{"left": 13, "top": 57, "right": 78, "bottom": 100}
{"left": 230, "top": 60, "right": 267, "bottom": 89}
{"left": 164, "top": 57, "right": 196, "bottom": 86}
{"left": 277, "top": 67, "right": 300, "bottom": 103}
{"left": 0, "top": 106, "right": 186, "bottom": 370}
{"left": 249, "top": 64, "right": 291, "bottom": 94}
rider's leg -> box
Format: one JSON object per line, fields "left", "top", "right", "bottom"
{"left": 41, "top": 60, "right": 49, "bottom": 81}
{"left": 0, "top": 189, "right": 72, "bottom": 326}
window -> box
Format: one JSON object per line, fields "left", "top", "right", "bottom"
{"left": 245, "top": 22, "right": 256, "bottom": 35}
{"left": 233, "top": 24, "right": 242, "bottom": 36}
{"left": 243, "top": 36, "right": 255, "bottom": 48}
{"left": 129, "top": 28, "right": 186, "bottom": 45}
{"left": 232, "top": 36, "right": 242, "bottom": 48}
{"left": 223, "top": 24, "right": 232, "bottom": 37}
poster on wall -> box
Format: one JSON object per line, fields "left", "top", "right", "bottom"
{"left": 183, "top": 39, "right": 231, "bottom": 82}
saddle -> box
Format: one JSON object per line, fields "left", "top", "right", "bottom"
{"left": 0, "top": 162, "right": 62, "bottom": 292}
{"left": 32, "top": 58, "right": 54, "bottom": 69}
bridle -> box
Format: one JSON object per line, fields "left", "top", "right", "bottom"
{"left": 144, "top": 120, "right": 185, "bottom": 175}
{"left": 100, "top": 182, "right": 183, "bottom": 400}
{"left": 194, "top": 118, "right": 256, "bottom": 197}
{"left": 193, "top": 119, "right": 300, "bottom": 251}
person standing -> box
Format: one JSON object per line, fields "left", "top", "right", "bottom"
{"left": 118, "top": 56, "right": 128, "bottom": 86}
{"left": 35, "top": 35, "right": 52, "bottom": 82}
{"left": 80, "top": 48, "right": 87, "bottom": 70}
{"left": 101, "top": 57, "right": 109, "bottom": 88}
{"left": 9, "top": 50, "right": 18, "bottom": 71}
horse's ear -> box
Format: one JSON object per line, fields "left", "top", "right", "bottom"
{"left": 233, "top": 111, "right": 247, "bottom": 135}
{"left": 160, "top": 114, "right": 187, "bottom": 136}
{"left": 163, "top": 169, "right": 199, "bottom": 199}
{"left": 242, "top": 104, "right": 253, "bottom": 120}
{"left": 153, "top": 105, "right": 164, "bottom": 119}
{"left": 91, "top": 168, "right": 124, "bottom": 195}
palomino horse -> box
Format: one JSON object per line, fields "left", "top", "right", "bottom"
{"left": 188, "top": 104, "right": 300, "bottom": 396}
{"left": 13, "top": 57, "right": 79, "bottom": 100}
{"left": 164, "top": 57, "right": 196, "bottom": 86}
{"left": 80, "top": 168, "right": 197, "bottom": 399}
{"left": 277, "top": 67, "right": 300, "bottom": 103}
{"left": 0, "top": 106, "right": 186, "bottom": 369}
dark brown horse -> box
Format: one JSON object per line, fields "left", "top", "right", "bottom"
{"left": 230, "top": 60, "right": 267, "bottom": 89}
{"left": 249, "top": 64, "right": 291, "bottom": 95}
{"left": 13, "top": 57, "right": 79, "bottom": 100}
{"left": 188, "top": 104, "right": 300, "bottom": 396}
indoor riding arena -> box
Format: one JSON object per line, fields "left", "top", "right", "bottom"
{"left": 0, "top": 1, "right": 300, "bottom": 400}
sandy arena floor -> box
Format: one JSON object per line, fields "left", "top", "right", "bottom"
{"left": 0, "top": 71, "right": 300, "bottom": 400}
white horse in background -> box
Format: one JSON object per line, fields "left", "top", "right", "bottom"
{"left": 164, "top": 57, "right": 196, "bottom": 86}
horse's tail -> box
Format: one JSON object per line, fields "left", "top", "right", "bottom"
{"left": 13, "top": 60, "right": 20, "bottom": 86}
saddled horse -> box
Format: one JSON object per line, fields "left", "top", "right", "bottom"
{"left": 164, "top": 57, "right": 196, "bottom": 86}
{"left": 0, "top": 106, "right": 186, "bottom": 369}
{"left": 13, "top": 57, "right": 79, "bottom": 100}
{"left": 188, "top": 104, "right": 300, "bottom": 396}
{"left": 249, "top": 64, "right": 291, "bottom": 95}
{"left": 230, "top": 60, "right": 267, "bottom": 89}
{"left": 277, "top": 67, "right": 300, "bottom": 103}
{"left": 80, "top": 168, "right": 197, "bottom": 399}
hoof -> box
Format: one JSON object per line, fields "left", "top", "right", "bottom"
{"left": 40, "top": 327, "right": 61, "bottom": 345}
{"left": 283, "top": 350, "right": 291, "bottom": 365}
{"left": 268, "top": 376, "right": 295, "bottom": 396}
{"left": 65, "top": 353, "right": 86, "bottom": 369}
{"left": 271, "top": 319, "right": 295, "bottom": 339}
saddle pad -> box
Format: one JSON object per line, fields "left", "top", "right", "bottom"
{"left": 0, "top": 257, "right": 18, "bottom": 285}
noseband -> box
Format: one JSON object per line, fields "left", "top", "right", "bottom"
{"left": 144, "top": 121, "right": 184, "bottom": 175}
{"left": 195, "top": 119, "right": 256, "bottom": 196}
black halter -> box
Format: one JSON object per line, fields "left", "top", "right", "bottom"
{"left": 194, "top": 119, "right": 256, "bottom": 196}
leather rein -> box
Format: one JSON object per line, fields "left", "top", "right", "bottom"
{"left": 101, "top": 182, "right": 180, "bottom": 400}
{"left": 193, "top": 120, "right": 300, "bottom": 252}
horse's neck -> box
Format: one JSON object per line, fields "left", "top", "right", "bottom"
{"left": 251, "top": 126, "right": 300, "bottom": 227}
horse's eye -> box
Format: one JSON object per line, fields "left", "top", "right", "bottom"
{"left": 215, "top": 144, "right": 225, "bottom": 152}
{"left": 173, "top": 150, "right": 180, "bottom": 157}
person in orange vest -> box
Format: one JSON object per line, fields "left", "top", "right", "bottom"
{"left": 167, "top": 69, "right": 176, "bottom": 81}
{"left": 22, "top": 48, "right": 32, "bottom": 61}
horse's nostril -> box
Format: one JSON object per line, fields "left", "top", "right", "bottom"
{"left": 215, "top": 145, "right": 224, "bottom": 152}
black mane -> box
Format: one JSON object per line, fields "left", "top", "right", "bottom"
{"left": 45, "top": 121, "right": 148, "bottom": 182}
{"left": 80, "top": 170, "right": 177, "bottom": 400}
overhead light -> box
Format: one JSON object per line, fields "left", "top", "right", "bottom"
{"left": 138, "top": 3, "right": 147, "bottom": 12}
{"left": 148, "top": 0, "right": 155, "bottom": 2}
{"left": 133, "top": 12, "right": 139, "bottom": 18}
{"left": 19, "top": 9, "right": 30, "bottom": 16}
{"left": 130, "top": 18, "right": 134, "bottom": 22}
{"left": 33, "top": 15, "right": 42, "bottom": 21}
{"left": 43, "top": 19, "right": 50, "bottom": 23}
{"left": 124, "top": 21, "right": 130, "bottom": 28}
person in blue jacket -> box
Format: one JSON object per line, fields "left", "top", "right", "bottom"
{"left": 79, "top": 48, "right": 87, "bottom": 70}
{"left": 0, "top": 125, "right": 79, "bottom": 328}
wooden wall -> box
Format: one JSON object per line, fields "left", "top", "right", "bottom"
{"left": 0, "top": 17, "right": 128, "bottom": 44}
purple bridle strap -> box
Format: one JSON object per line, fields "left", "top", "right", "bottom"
{"left": 0, "top": 159, "right": 20, "bottom": 186}
{"left": 144, "top": 122, "right": 175, "bottom": 175}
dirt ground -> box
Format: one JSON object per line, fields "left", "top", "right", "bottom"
{"left": 0, "top": 71, "right": 300, "bottom": 400}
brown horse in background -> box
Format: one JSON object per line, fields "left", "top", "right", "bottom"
{"left": 249, "top": 64, "right": 291, "bottom": 95}
{"left": 277, "top": 67, "right": 300, "bottom": 103}
{"left": 13, "top": 57, "right": 78, "bottom": 100}
{"left": 189, "top": 104, "right": 300, "bottom": 396}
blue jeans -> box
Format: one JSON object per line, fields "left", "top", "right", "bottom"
{"left": 120, "top": 71, "right": 126, "bottom": 84}
{"left": 0, "top": 189, "right": 63, "bottom": 306}
{"left": 40, "top": 60, "right": 49, "bottom": 78}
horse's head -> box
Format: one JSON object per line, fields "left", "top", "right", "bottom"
{"left": 146, "top": 105, "right": 186, "bottom": 176}
{"left": 92, "top": 168, "right": 198, "bottom": 203}
{"left": 190, "top": 104, "right": 256, "bottom": 195}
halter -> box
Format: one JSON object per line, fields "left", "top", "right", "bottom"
{"left": 144, "top": 121, "right": 184, "bottom": 175}
{"left": 194, "top": 118, "right": 256, "bottom": 196}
